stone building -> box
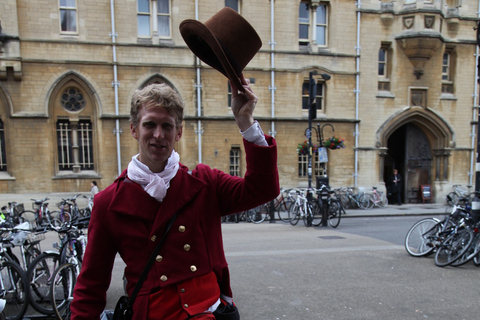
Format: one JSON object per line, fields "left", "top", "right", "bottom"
{"left": 0, "top": 0, "right": 478, "bottom": 203}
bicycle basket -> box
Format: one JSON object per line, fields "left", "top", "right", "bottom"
{"left": 27, "top": 232, "right": 45, "bottom": 243}
{"left": 13, "top": 203, "right": 24, "bottom": 215}
{"left": 32, "top": 202, "right": 41, "bottom": 210}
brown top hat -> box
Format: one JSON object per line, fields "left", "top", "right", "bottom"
{"left": 179, "top": 7, "right": 262, "bottom": 92}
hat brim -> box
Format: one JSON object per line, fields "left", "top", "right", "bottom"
{"left": 180, "top": 19, "right": 245, "bottom": 93}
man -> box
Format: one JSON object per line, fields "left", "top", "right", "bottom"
{"left": 70, "top": 78, "right": 279, "bottom": 319}
{"left": 388, "top": 169, "right": 402, "bottom": 205}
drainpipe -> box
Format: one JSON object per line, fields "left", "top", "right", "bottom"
{"left": 195, "top": 0, "right": 203, "bottom": 163}
{"left": 474, "top": 1, "right": 480, "bottom": 190}
{"left": 471, "top": 37, "right": 478, "bottom": 187}
{"left": 354, "top": 0, "right": 361, "bottom": 187}
{"left": 269, "top": 0, "right": 276, "bottom": 138}
{"left": 110, "top": 0, "right": 122, "bottom": 176}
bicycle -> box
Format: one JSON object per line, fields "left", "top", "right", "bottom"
{"left": 0, "top": 203, "right": 27, "bottom": 227}
{"left": 31, "top": 197, "right": 61, "bottom": 228}
{"left": 49, "top": 217, "right": 88, "bottom": 320}
{"left": 369, "top": 187, "right": 388, "bottom": 208}
{"left": 0, "top": 234, "right": 29, "bottom": 320}
{"left": 404, "top": 199, "right": 474, "bottom": 266}
{"left": 26, "top": 217, "right": 89, "bottom": 315}
{"left": 273, "top": 188, "right": 296, "bottom": 222}
{"left": 311, "top": 185, "right": 344, "bottom": 228}
{"left": 246, "top": 203, "right": 271, "bottom": 224}
{"left": 446, "top": 184, "right": 474, "bottom": 206}
{"left": 0, "top": 222, "right": 45, "bottom": 271}
{"left": 288, "top": 189, "right": 318, "bottom": 227}
{"left": 342, "top": 187, "right": 372, "bottom": 210}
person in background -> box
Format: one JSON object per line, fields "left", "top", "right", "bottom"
{"left": 90, "top": 180, "right": 100, "bottom": 196}
{"left": 388, "top": 169, "right": 402, "bottom": 205}
{"left": 70, "top": 77, "right": 279, "bottom": 319}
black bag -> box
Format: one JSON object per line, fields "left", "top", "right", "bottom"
{"left": 113, "top": 295, "right": 133, "bottom": 320}
{"left": 213, "top": 303, "right": 240, "bottom": 320}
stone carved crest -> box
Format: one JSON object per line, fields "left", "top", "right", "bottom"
{"left": 424, "top": 16, "right": 435, "bottom": 29}
{"left": 411, "top": 89, "right": 426, "bottom": 108}
{"left": 403, "top": 16, "right": 414, "bottom": 29}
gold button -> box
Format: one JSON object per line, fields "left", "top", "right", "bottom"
{"left": 184, "top": 304, "right": 189, "bottom": 308}
{"left": 155, "top": 255, "right": 163, "bottom": 262}
{"left": 180, "top": 288, "right": 185, "bottom": 293}
{"left": 183, "top": 244, "right": 191, "bottom": 251}
{"left": 190, "top": 265, "right": 197, "bottom": 272}
{"left": 178, "top": 225, "right": 186, "bottom": 233}
{"left": 160, "top": 275, "right": 167, "bottom": 282}
{"left": 150, "top": 235, "right": 157, "bottom": 242}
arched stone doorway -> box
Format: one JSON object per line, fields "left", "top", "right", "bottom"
{"left": 383, "top": 123, "right": 432, "bottom": 203}
{"left": 377, "top": 107, "right": 454, "bottom": 203}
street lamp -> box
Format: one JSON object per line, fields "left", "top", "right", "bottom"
{"left": 306, "top": 71, "right": 331, "bottom": 194}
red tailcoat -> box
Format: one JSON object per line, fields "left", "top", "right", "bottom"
{"left": 71, "top": 137, "right": 279, "bottom": 319}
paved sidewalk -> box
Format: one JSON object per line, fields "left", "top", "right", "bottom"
{"left": 0, "top": 192, "right": 450, "bottom": 218}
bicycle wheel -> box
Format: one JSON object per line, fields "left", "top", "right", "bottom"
{"left": 311, "top": 201, "right": 323, "bottom": 227}
{"left": 303, "top": 203, "right": 314, "bottom": 227}
{"left": 289, "top": 205, "right": 300, "bottom": 226}
{"left": 405, "top": 218, "right": 440, "bottom": 257}
{"left": 328, "top": 202, "right": 342, "bottom": 228}
{"left": 248, "top": 205, "right": 267, "bottom": 224}
{"left": 18, "top": 210, "right": 35, "bottom": 226}
{"left": 451, "top": 233, "right": 480, "bottom": 267}
{"left": 358, "top": 194, "right": 373, "bottom": 210}
{"left": 435, "top": 228, "right": 474, "bottom": 267}
{"left": 0, "top": 260, "right": 29, "bottom": 320}
{"left": 49, "top": 211, "right": 62, "bottom": 228}
{"left": 277, "top": 199, "right": 294, "bottom": 222}
{"left": 446, "top": 192, "right": 458, "bottom": 206}
{"left": 378, "top": 193, "right": 388, "bottom": 208}
{"left": 24, "top": 245, "right": 42, "bottom": 269}
{"left": 51, "top": 263, "right": 76, "bottom": 320}
{"left": 26, "top": 252, "right": 61, "bottom": 314}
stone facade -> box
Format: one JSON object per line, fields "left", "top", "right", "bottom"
{"left": 0, "top": 0, "right": 478, "bottom": 203}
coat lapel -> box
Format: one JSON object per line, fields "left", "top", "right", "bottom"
{"left": 108, "top": 167, "right": 206, "bottom": 232}
{"left": 108, "top": 174, "right": 161, "bottom": 222}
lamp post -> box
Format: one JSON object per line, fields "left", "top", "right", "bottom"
{"left": 307, "top": 72, "right": 331, "bottom": 194}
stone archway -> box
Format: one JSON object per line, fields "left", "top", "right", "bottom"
{"left": 377, "top": 107, "right": 454, "bottom": 203}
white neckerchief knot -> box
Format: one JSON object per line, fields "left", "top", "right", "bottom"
{"left": 127, "top": 151, "right": 180, "bottom": 202}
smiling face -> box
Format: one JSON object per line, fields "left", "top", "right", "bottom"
{"left": 131, "top": 105, "right": 183, "bottom": 173}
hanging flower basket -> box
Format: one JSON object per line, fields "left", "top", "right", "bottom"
{"left": 297, "top": 140, "right": 318, "bottom": 155}
{"left": 324, "top": 136, "right": 345, "bottom": 150}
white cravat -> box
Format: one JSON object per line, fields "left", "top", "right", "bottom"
{"left": 126, "top": 151, "right": 180, "bottom": 202}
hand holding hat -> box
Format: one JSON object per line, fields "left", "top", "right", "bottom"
{"left": 179, "top": 7, "right": 262, "bottom": 93}
{"left": 230, "top": 74, "right": 257, "bottom": 131}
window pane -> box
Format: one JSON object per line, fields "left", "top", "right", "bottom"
{"left": 158, "top": 15, "right": 170, "bottom": 37}
{"left": 60, "top": 10, "right": 77, "bottom": 32}
{"left": 302, "top": 82, "right": 309, "bottom": 95}
{"left": 60, "top": 0, "right": 76, "bottom": 7}
{"left": 225, "top": 0, "right": 238, "bottom": 12}
{"left": 0, "top": 120, "right": 6, "bottom": 171}
{"left": 138, "top": 0, "right": 150, "bottom": 13}
{"left": 443, "top": 53, "right": 449, "bottom": 65}
{"left": 316, "top": 26, "right": 325, "bottom": 45}
{"left": 379, "top": 64, "right": 385, "bottom": 76}
{"left": 299, "top": 25, "right": 309, "bottom": 40}
{"left": 138, "top": 15, "right": 151, "bottom": 36}
{"left": 57, "top": 121, "right": 73, "bottom": 171}
{"left": 157, "top": 0, "right": 169, "bottom": 14}
{"left": 299, "top": 3, "right": 309, "bottom": 20}
{"left": 379, "top": 49, "right": 386, "bottom": 62}
{"left": 316, "top": 5, "right": 326, "bottom": 24}
{"left": 316, "top": 83, "right": 323, "bottom": 97}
